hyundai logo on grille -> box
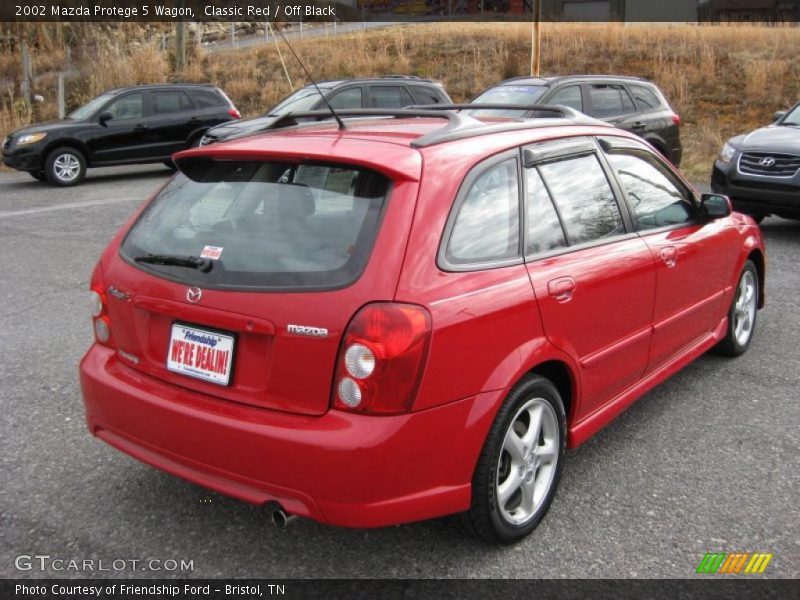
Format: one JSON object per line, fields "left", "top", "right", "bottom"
{"left": 759, "top": 157, "right": 776, "bottom": 168}
{"left": 186, "top": 287, "right": 202, "bottom": 303}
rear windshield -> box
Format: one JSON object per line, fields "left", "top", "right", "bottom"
{"left": 121, "top": 161, "right": 390, "bottom": 290}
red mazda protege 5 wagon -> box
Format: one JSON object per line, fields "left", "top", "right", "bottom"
{"left": 80, "top": 105, "right": 765, "bottom": 543}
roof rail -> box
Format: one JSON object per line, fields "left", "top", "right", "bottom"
{"left": 407, "top": 104, "right": 610, "bottom": 147}
{"left": 252, "top": 105, "right": 610, "bottom": 148}
{"left": 267, "top": 108, "right": 483, "bottom": 137}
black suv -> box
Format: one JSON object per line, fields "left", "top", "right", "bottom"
{"left": 469, "top": 75, "right": 682, "bottom": 165}
{"left": 2, "top": 84, "right": 240, "bottom": 186}
{"left": 712, "top": 101, "right": 800, "bottom": 222}
{"left": 199, "top": 76, "right": 451, "bottom": 145}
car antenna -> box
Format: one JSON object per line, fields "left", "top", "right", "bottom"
{"left": 274, "top": 23, "right": 346, "bottom": 130}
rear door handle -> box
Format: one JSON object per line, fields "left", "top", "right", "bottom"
{"left": 547, "top": 276, "right": 576, "bottom": 303}
{"left": 134, "top": 124, "right": 149, "bottom": 132}
{"left": 660, "top": 246, "right": 677, "bottom": 268}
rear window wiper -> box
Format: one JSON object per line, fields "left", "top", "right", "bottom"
{"left": 134, "top": 254, "right": 213, "bottom": 273}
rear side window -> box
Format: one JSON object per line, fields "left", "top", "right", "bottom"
{"left": 538, "top": 155, "right": 624, "bottom": 245}
{"left": 548, "top": 86, "right": 583, "bottom": 112}
{"left": 121, "top": 161, "right": 390, "bottom": 290}
{"left": 410, "top": 85, "right": 445, "bottom": 104}
{"left": 525, "top": 168, "right": 567, "bottom": 255}
{"left": 370, "top": 86, "right": 414, "bottom": 108}
{"left": 605, "top": 152, "right": 694, "bottom": 230}
{"left": 629, "top": 85, "right": 662, "bottom": 110}
{"left": 446, "top": 158, "right": 520, "bottom": 264}
{"left": 589, "top": 85, "right": 636, "bottom": 117}
{"left": 193, "top": 89, "right": 227, "bottom": 108}
{"left": 153, "top": 90, "right": 193, "bottom": 114}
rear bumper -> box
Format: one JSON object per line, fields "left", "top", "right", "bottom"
{"left": 80, "top": 344, "right": 501, "bottom": 528}
{"left": 712, "top": 162, "right": 800, "bottom": 218}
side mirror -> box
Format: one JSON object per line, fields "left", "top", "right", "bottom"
{"left": 98, "top": 111, "right": 113, "bottom": 125}
{"left": 701, "top": 194, "right": 732, "bottom": 219}
{"left": 772, "top": 111, "right": 785, "bottom": 122}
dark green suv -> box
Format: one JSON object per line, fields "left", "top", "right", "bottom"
{"left": 470, "top": 75, "right": 682, "bottom": 166}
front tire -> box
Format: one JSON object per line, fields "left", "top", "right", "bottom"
{"left": 45, "top": 147, "right": 86, "bottom": 186}
{"left": 462, "top": 375, "right": 566, "bottom": 544}
{"left": 714, "top": 260, "right": 758, "bottom": 357}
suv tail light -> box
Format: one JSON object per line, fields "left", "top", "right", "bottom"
{"left": 89, "top": 262, "right": 115, "bottom": 348}
{"left": 333, "top": 303, "right": 432, "bottom": 415}
{"left": 228, "top": 107, "right": 241, "bottom": 119}
{"left": 671, "top": 113, "right": 681, "bottom": 126}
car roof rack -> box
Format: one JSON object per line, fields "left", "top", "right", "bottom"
{"left": 406, "top": 104, "right": 609, "bottom": 146}
{"left": 256, "top": 104, "right": 610, "bottom": 148}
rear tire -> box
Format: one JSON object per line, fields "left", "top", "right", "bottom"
{"left": 461, "top": 375, "right": 566, "bottom": 544}
{"left": 44, "top": 146, "right": 86, "bottom": 186}
{"left": 714, "top": 260, "right": 758, "bottom": 357}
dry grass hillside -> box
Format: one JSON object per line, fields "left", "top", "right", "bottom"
{"left": 3, "top": 22, "right": 799, "bottom": 181}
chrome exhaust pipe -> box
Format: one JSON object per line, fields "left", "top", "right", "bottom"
{"left": 269, "top": 504, "right": 297, "bottom": 528}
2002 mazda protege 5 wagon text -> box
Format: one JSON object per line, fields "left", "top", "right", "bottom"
{"left": 79, "top": 105, "right": 766, "bottom": 544}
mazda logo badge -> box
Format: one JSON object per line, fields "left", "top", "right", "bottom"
{"left": 186, "top": 287, "right": 202, "bottom": 303}
{"left": 759, "top": 157, "right": 776, "bottom": 168}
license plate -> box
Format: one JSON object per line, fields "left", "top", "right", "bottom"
{"left": 167, "top": 323, "right": 235, "bottom": 386}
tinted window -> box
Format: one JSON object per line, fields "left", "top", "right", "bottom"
{"left": 548, "top": 86, "right": 583, "bottom": 111}
{"left": 539, "top": 155, "right": 624, "bottom": 245}
{"left": 153, "top": 91, "right": 193, "bottom": 114}
{"left": 447, "top": 158, "right": 520, "bottom": 263}
{"left": 121, "top": 161, "right": 389, "bottom": 289}
{"left": 606, "top": 153, "right": 694, "bottom": 230}
{"left": 328, "top": 87, "right": 363, "bottom": 109}
{"left": 370, "top": 86, "right": 413, "bottom": 108}
{"left": 589, "top": 85, "right": 636, "bottom": 117}
{"left": 410, "top": 85, "right": 444, "bottom": 104}
{"left": 107, "top": 93, "right": 144, "bottom": 119}
{"left": 191, "top": 89, "right": 225, "bottom": 109}
{"left": 629, "top": 85, "right": 661, "bottom": 110}
{"left": 525, "top": 168, "right": 567, "bottom": 255}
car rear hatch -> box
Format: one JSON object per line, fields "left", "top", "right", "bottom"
{"left": 102, "top": 152, "right": 417, "bottom": 416}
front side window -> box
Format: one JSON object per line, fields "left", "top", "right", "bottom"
{"left": 589, "top": 85, "right": 636, "bottom": 118}
{"left": 548, "top": 86, "right": 583, "bottom": 112}
{"left": 121, "top": 161, "right": 389, "bottom": 289}
{"left": 447, "top": 158, "right": 520, "bottom": 264}
{"left": 538, "top": 154, "right": 624, "bottom": 245}
{"left": 327, "top": 88, "right": 363, "bottom": 109}
{"left": 605, "top": 152, "right": 694, "bottom": 230}
{"left": 107, "top": 93, "right": 144, "bottom": 120}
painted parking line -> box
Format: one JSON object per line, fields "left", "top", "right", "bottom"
{"left": 0, "top": 196, "right": 143, "bottom": 220}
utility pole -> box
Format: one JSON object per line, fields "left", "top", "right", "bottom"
{"left": 175, "top": 2, "right": 186, "bottom": 73}
{"left": 21, "top": 41, "right": 32, "bottom": 108}
{"left": 531, "top": 0, "right": 541, "bottom": 77}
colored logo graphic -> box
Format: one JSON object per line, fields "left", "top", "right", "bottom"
{"left": 696, "top": 552, "right": 773, "bottom": 574}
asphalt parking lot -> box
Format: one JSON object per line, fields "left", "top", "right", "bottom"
{"left": 0, "top": 165, "right": 798, "bottom": 579}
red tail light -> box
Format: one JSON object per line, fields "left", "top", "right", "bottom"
{"left": 672, "top": 113, "right": 681, "bottom": 126}
{"left": 333, "top": 303, "right": 432, "bottom": 415}
{"left": 89, "top": 262, "right": 115, "bottom": 348}
{"left": 228, "top": 107, "right": 241, "bottom": 119}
